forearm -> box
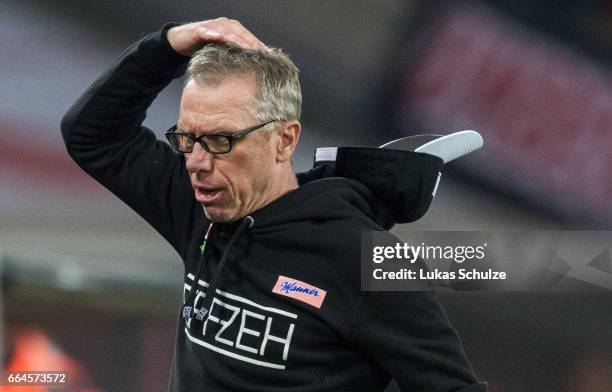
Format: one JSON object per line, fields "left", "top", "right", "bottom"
{"left": 59, "top": 23, "right": 196, "bottom": 256}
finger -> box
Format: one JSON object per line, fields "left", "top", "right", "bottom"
{"left": 226, "top": 18, "right": 242, "bottom": 26}
{"left": 230, "top": 25, "right": 268, "bottom": 50}
{"left": 231, "top": 30, "right": 267, "bottom": 50}
{"left": 196, "top": 26, "right": 221, "bottom": 41}
{"left": 201, "top": 19, "right": 268, "bottom": 50}
{"left": 224, "top": 33, "right": 252, "bottom": 49}
{"left": 236, "top": 31, "right": 266, "bottom": 50}
{"left": 254, "top": 39, "right": 270, "bottom": 51}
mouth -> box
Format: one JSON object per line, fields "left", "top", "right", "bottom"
{"left": 193, "top": 186, "right": 224, "bottom": 204}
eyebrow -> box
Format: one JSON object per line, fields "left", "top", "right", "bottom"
{"left": 176, "top": 124, "right": 237, "bottom": 136}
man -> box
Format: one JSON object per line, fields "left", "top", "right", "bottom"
{"left": 62, "top": 18, "right": 487, "bottom": 391}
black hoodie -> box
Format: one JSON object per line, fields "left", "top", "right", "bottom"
{"left": 61, "top": 23, "right": 487, "bottom": 392}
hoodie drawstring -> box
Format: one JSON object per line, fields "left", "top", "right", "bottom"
{"left": 182, "top": 222, "right": 214, "bottom": 321}
{"left": 182, "top": 215, "right": 255, "bottom": 324}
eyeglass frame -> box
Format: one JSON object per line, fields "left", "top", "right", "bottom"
{"left": 164, "top": 119, "right": 283, "bottom": 154}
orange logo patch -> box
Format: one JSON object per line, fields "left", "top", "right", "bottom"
{"left": 272, "top": 276, "right": 327, "bottom": 309}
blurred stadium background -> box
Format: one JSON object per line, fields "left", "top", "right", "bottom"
{"left": 2, "top": 0, "right": 612, "bottom": 390}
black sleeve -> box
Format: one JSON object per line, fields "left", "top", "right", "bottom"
{"left": 353, "top": 290, "right": 488, "bottom": 391}
{"left": 60, "top": 23, "right": 197, "bottom": 258}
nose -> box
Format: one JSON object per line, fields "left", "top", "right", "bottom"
{"left": 185, "top": 143, "right": 215, "bottom": 174}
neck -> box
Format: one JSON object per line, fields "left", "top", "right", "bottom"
{"left": 266, "top": 167, "right": 299, "bottom": 203}
{"left": 243, "top": 167, "right": 298, "bottom": 219}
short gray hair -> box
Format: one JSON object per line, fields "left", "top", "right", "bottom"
{"left": 185, "top": 43, "right": 302, "bottom": 125}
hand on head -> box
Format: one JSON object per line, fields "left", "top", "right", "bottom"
{"left": 167, "top": 17, "right": 268, "bottom": 57}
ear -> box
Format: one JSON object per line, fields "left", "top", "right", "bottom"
{"left": 276, "top": 121, "right": 301, "bottom": 163}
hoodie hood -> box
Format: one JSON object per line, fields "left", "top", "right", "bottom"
{"left": 297, "top": 147, "right": 443, "bottom": 229}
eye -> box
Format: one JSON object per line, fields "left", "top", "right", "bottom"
{"left": 167, "top": 132, "right": 195, "bottom": 152}
{"left": 176, "top": 134, "right": 195, "bottom": 150}
{"left": 204, "top": 135, "right": 231, "bottom": 152}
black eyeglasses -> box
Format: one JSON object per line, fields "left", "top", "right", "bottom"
{"left": 165, "top": 119, "right": 281, "bottom": 154}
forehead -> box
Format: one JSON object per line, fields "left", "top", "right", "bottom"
{"left": 178, "top": 73, "right": 257, "bottom": 131}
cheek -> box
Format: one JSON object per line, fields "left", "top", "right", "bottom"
{"left": 217, "top": 156, "right": 259, "bottom": 199}
{"left": 221, "top": 139, "right": 276, "bottom": 199}
{"left": 238, "top": 153, "right": 273, "bottom": 194}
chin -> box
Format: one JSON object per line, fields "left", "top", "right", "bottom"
{"left": 202, "top": 204, "right": 238, "bottom": 223}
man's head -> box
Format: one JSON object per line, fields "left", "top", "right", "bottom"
{"left": 178, "top": 43, "right": 302, "bottom": 223}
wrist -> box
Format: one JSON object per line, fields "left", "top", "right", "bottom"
{"left": 133, "top": 22, "right": 189, "bottom": 78}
